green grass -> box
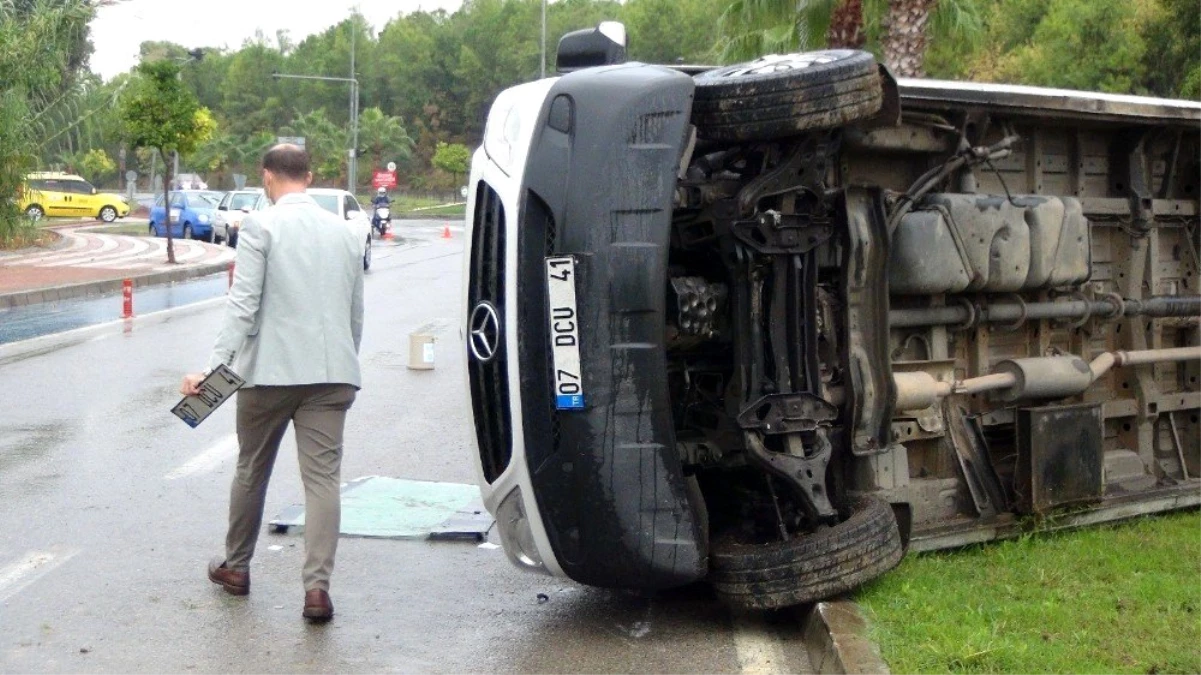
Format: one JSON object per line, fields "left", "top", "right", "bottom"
{"left": 357, "top": 194, "right": 466, "bottom": 219}
{"left": 402, "top": 204, "right": 466, "bottom": 219}
{"left": 82, "top": 222, "right": 151, "bottom": 236}
{"left": 0, "top": 218, "right": 43, "bottom": 249}
{"left": 856, "top": 510, "right": 1201, "bottom": 674}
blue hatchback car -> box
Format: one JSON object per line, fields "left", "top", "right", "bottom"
{"left": 148, "top": 190, "right": 224, "bottom": 241}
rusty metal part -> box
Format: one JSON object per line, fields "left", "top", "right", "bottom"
{"left": 888, "top": 295, "right": 1201, "bottom": 329}
{"left": 737, "top": 392, "right": 839, "bottom": 434}
{"left": 892, "top": 347, "right": 1201, "bottom": 406}
{"left": 744, "top": 429, "right": 837, "bottom": 522}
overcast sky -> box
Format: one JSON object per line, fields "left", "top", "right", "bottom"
{"left": 89, "top": 0, "right": 465, "bottom": 80}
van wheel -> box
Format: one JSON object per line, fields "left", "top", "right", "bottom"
{"left": 363, "top": 236, "right": 372, "bottom": 271}
{"left": 25, "top": 204, "right": 44, "bottom": 220}
{"left": 148, "top": 223, "right": 157, "bottom": 236}
{"left": 692, "top": 50, "right": 883, "bottom": 141}
{"left": 99, "top": 206, "right": 118, "bottom": 223}
{"left": 708, "top": 495, "right": 903, "bottom": 610}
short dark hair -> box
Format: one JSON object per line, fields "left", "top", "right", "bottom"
{"left": 262, "top": 144, "right": 310, "bottom": 181}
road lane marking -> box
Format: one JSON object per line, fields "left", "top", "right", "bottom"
{"left": 731, "top": 611, "right": 791, "bottom": 675}
{"left": 165, "top": 433, "right": 239, "bottom": 480}
{"left": 0, "top": 549, "right": 79, "bottom": 604}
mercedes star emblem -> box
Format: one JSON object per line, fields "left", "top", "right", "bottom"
{"left": 469, "top": 301, "right": 501, "bottom": 362}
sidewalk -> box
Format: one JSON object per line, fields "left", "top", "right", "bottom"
{"left": 0, "top": 227, "right": 235, "bottom": 309}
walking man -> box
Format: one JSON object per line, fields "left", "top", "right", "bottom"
{"left": 180, "top": 144, "right": 365, "bottom": 622}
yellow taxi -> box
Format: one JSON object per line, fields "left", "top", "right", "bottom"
{"left": 19, "top": 172, "right": 131, "bottom": 223}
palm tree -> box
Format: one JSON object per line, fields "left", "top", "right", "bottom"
{"left": 718, "top": 0, "right": 982, "bottom": 77}
{"left": 281, "top": 110, "right": 343, "bottom": 184}
{"left": 356, "top": 107, "right": 414, "bottom": 178}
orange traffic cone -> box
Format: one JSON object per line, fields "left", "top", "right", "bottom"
{"left": 441, "top": 224, "right": 452, "bottom": 239}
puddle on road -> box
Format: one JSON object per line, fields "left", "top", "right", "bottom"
{"left": 0, "top": 275, "right": 229, "bottom": 345}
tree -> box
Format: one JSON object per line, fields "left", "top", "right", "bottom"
{"left": 356, "top": 107, "right": 414, "bottom": 180}
{"left": 974, "top": 0, "right": 1152, "bottom": 94}
{"left": 431, "top": 141, "right": 471, "bottom": 191}
{"left": 78, "top": 148, "right": 116, "bottom": 185}
{"left": 281, "top": 109, "right": 343, "bottom": 185}
{"left": 0, "top": 0, "right": 99, "bottom": 246}
{"left": 716, "top": 0, "right": 983, "bottom": 77}
{"left": 119, "top": 60, "right": 215, "bottom": 263}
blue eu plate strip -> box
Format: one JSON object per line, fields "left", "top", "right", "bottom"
{"left": 556, "top": 394, "right": 585, "bottom": 410}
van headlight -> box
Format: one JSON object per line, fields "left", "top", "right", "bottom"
{"left": 483, "top": 99, "right": 523, "bottom": 176}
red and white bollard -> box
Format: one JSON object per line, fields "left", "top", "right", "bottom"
{"left": 121, "top": 278, "right": 133, "bottom": 319}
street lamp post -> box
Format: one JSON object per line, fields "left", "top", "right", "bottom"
{"left": 271, "top": 73, "right": 360, "bottom": 193}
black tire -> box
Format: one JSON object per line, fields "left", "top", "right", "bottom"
{"left": 183, "top": 225, "right": 193, "bottom": 240}
{"left": 148, "top": 223, "right": 157, "bottom": 236}
{"left": 98, "top": 206, "right": 118, "bottom": 223}
{"left": 708, "top": 495, "right": 904, "bottom": 610}
{"left": 363, "top": 236, "right": 372, "bottom": 271}
{"left": 692, "top": 50, "right": 883, "bottom": 142}
{"left": 25, "top": 204, "right": 44, "bottom": 220}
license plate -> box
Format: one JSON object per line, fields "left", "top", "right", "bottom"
{"left": 546, "top": 256, "right": 585, "bottom": 410}
{"left": 171, "top": 364, "right": 245, "bottom": 428}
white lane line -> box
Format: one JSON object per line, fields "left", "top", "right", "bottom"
{"left": 69, "top": 236, "right": 153, "bottom": 267}
{"left": 0, "top": 549, "right": 79, "bottom": 604}
{"left": 31, "top": 233, "right": 121, "bottom": 266}
{"left": 165, "top": 433, "right": 239, "bottom": 480}
{"left": 731, "top": 611, "right": 790, "bottom": 675}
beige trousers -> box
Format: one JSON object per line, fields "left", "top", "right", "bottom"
{"left": 224, "top": 384, "right": 356, "bottom": 591}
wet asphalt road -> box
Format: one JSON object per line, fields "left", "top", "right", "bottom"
{"left": 0, "top": 221, "right": 812, "bottom": 673}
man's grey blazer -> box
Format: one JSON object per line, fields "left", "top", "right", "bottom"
{"left": 206, "top": 192, "right": 365, "bottom": 388}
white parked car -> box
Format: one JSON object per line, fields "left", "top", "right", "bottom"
{"left": 307, "top": 187, "right": 374, "bottom": 271}
{"left": 214, "top": 188, "right": 264, "bottom": 247}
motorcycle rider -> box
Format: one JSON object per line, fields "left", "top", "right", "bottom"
{"left": 372, "top": 187, "right": 391, "bottom": 209}
{"left": 371, "top": 187, "right": 391, "bottom": 236}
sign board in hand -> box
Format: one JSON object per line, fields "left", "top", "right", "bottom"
{"left": 171, "top": 364, "right": 245, "bottom": 428}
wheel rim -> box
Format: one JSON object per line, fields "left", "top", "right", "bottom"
{"left": 26, "top": 206, "right": 43, "bottom": 220}
{"left": 100, "top": 207, "right": 116, "bottom": 223}
{"left": 183, "top": 226, "right": 192, "bottom": 239}
{"left": 719, "top": 51, "right": 846, "bottom": 79}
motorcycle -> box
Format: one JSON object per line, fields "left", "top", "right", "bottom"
{"left": 372, "top": 205, "right": 391, "bottom": 238}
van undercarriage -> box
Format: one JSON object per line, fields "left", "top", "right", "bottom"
{"left": 465, "top": 49, "right": 1200, "bottom": 609}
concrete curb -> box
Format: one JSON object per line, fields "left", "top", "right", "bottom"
{"left": 801, "top": 600, "right": 891, "bottom": 674}
{"left": 0, "top": 259, "right": 232, "bottom": 309}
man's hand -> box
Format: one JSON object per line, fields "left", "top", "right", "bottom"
{"left": 180, "top": 373, "right": 206, "bottom": 396}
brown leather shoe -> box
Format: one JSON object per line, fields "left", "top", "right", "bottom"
{"left": 302, "top": 589, "right": 333, "bottom": 621}
{"left": 207, "top": 557, "right": 249, "bottom": 596}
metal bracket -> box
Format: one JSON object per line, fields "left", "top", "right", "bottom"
{"left": 737, "top": 392, "right": 838, "bottom": 435}
{"left": 1111, "top": 129, "right": 1154, "bottom": 235}
{"left": 746, "top": 430, "right": 837, "bottom": 521}
{"left": 731, "top": 210, "right": 834, "bottom": 254}
{"left": 735, "top": 133, "right": 841, "bottom": 216}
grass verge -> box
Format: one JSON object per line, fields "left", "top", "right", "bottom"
{"left": 856, "top": 510, "right": 1201, "bottom": 674}
{"left": 400, "top": 204, "right": 466, "bottom": 219}
{"left": 82, "top": 222, "right": 152, "bottom": 236}
{"left": 0, "top": 218, "right": 51, "bottom": 249}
